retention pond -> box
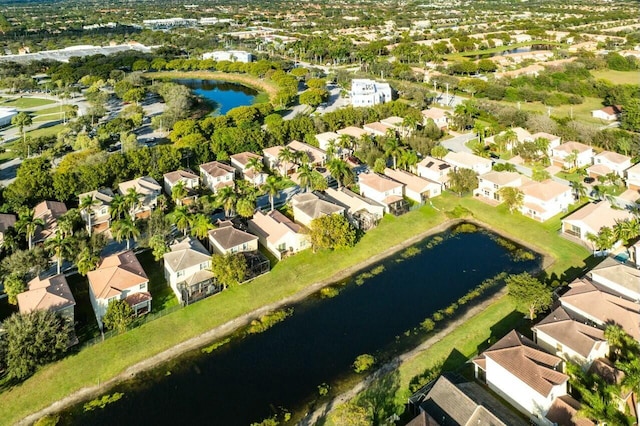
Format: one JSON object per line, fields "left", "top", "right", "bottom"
{"left": 60, "top": 223, "right": 540, "bottom": 425}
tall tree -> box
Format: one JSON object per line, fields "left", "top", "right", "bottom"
{"left": 45, "top": 229, "right": 73, "bottom": 275}
{"left": 16, "top": 207, "right": 44, "bottom": 250}
{"left": 262, "top": 175, "right": 283, "bottom": 211}
{"left": 586, "top": 226, "right": 616, "bottom": 253}
{"left": 79, "top": 195, "right": 99, "bottom": 237}
{"left": 210, "top": 253, "right": 247, "bottom": 289}
{"left": 309, "top": 214, "right": 357, "bottom": 252}
{"left": 189, "top": 214, "right": 213, "bottom": 239}
{"left": 297, "top": 164, "right": 316, "bottom": 193}
{"left": 216, "top": 186, "right": 238, "bottom": 218}
{"left": 170, "top": 181, "right": 187, "bottom": 206}
{"left": 110, "top": 218, "right": 140, "bottom": 250}
{"left": 11, "top": 111, "right": 33, "bottom": 146}
{"left": 383, "top": 133, "right": 403, "bottom": 169}
{"left": 169, "top": 205, "right": 192, "bottom": 236}
{"left": 505, "top": 272, "right": 553, "bottom": 320}
{"left": 123, "top": 188, "right": 143, "bottom": 221}
{"left": 109, "top": 194, "right": 127, "bottom": 220}
{"left": 327, "top": 159, "right": 354, "bottom": 188}
{"left": 76, "top": 247, "right": 99, "bottom": 276}
{"left": 102, "top": 299, "right": 134, "bottom": 334}
{"left": 277, "top": 147, "right": 295, "bottom": 176}
{"left": 447, "top": 168, "right": 478, "bottom": 196}
{"left": 498, "top": 187, "right": 524, "bottom": 214}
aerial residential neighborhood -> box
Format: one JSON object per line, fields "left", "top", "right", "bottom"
{"left": 0, "top": 0, "right": 638, "bottom": 424}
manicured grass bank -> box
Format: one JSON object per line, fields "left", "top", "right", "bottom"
{"left": 0, "top": 194, "right": 591, "bottom": 424}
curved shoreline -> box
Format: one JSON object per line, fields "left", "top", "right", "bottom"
{"left": 18, "top": 218, "right": 551, "bottom": 425}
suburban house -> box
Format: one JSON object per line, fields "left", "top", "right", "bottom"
{"left": 200, "top": 161, "right": 236, "bottom": 193}
{"left": 380, "top": 116, "right": 411, "bottom": 137}
{"left": 33, "top": 200, "right": 68, "bottom": 244}
{"left": 314, "top": 132, "right": 340, "bottom": 152}
{"left": 384, "top": 168, "right": 441, "bottom": 203}
{"left": 0, "top": 213, "right": 16, "bottom": 248}
{"left": 561, "top": 201, "right": 635, "bottom": 246}
{"left": 421, "top": 107, "right": 449, "bottom": 129}
{"left": 528, "top": 132, "right": 562, "bottom": 154}
{"left": 230, "top": 152, "right": 268, "bottom": 186}
{"left": 474, "top": 171, "right": 528, "bottom": 203}
{"left": 349, "top": 79, "right": 392, "bottom": 107}
{"left": 17, "top": 274, "right": 76, "bottom": 323}
{"left": 287, "top": 140, "right": 327, "bottom": 166}
{"left": 559, "top": 278, "right": 640, "bottom": 341}
{"left": 363, "top": 121, "right": 394, "bottom": 137}
{"left": 550, "top": 142, "right": 594, "bottom": 169}
{"left": 472, "top": 330, "right": 568, "bottom": 422}
{"left": 163, "top": 237, "right": 216, "bottom": 305}
{"left": 358, "top": 172, "right": 408, "bottom": 215}
{"left": 87, "top": 250, "right": 151, "bottom": 329}
{"left": 337, "top": 126, "right": 369, "bottom": 140}
{"left": 78, "top": 188, "right": 114, "bottom": 234}
{"left": 410, "top": 374, "right": 528, "bottom": 426}
{"left": 416, "top": 156, "right": 451, "bottom": 188}
{"left": 626, "top": 162, "right": 640, "bottom": 190}
{"left": 323, "top": 187, "right": 385, "bottom": 231}
{"left": 290, "top": 192, "right": 345, "bottom": 227}
{"left": 591, "top": 105, "right": 622, "bottom": 121}
{"left": 117, "top": 176, "right": 162, "bottom": 219}
{"left": 587, "top": 150, "right": 632, "bottom": 178}
{"left": 248, "top": 210, "right": 310, "bottom": 260}
{"left": 207, "top": 220, "right": 259, "bottom": 255}
{"left": 519, "top": 179, "right": 572, "bottom": 222}
{"left": 588, "top": 257, "right": 640, "bottom": 301}
{"left": 443, "top": 151, "right": 492, "bottom": 175}
{"left": 163, "top": 169, "right": 199, "bottom": 204}
{"left": 202, "top": 50, "right": 252, "bottom": 62}
{"left": 263, "top": 145, "right": 287, "bottom": 175}
{"left": 484, "top": 127, "right": 532, "bottom": 151}
{"left": 533, "top": 306, "right": 608, "bottom": 369}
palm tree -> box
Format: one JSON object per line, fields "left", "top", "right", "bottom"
{"left": 262, "top": 175, "right": 283, "bottom": 211}
{"left": 189, "top": 213, "right": 213, "bottom": 239}
{"left": 402, "top": 115, "right": 419, "bottom": 136}
{"left": 613, "top": 218, "right": 640, "bottom": 246}
{"left": 327, "top": 159, "right": 354, "bottom": 189}
{"left": 503, "top": 128, "right": 518, "bottom": 153}
{"left": 111, "top": 218, "right": 140, "bottom": 250}
{"left": 235, "top": 197, "right": 256, "bottom": 218}
{"left": 246, "top": 156, "right": 264, "bottom": 175}
{"left": 338, "top": 134, "right": 354, "bottom": 153}
{"left": 170, "top": 205, "right": 192, "bottom": 236}
{"left": 76, "top": 247, "right": 99, "bottom": 276}
{"left": 57, "top": 209, "right": 79, "bottom": 238}
{"left": 124, "top": 188, "right": 143, "bottom": 221}
{"left": 45, "top": 229, "right": 73, "bottom": 274}
{"left": 565, "top": 149, "right": 579, "bottom": 171}
{"left": 109, "top": 194, "right": 127, "bottom": 220}
{"left": 383, "top": 134, "right": 403, "bottom": 169}
{"left": 617, "top": 356, "right": 640, "bottom": 426}
{"left": 569, "top": 180, "right": 588, "bottom": 201}
{"left": 398, "top": 149, "right": 418, "bottom": 172}
{"left": 277, "top": 147, "right": 294, "bottom": 176}
{"left": 11, "top": 111, "right": 33, "bottom": 146}
{"left": 498, "top": 187, "right": 524, "bottom": 214}
{"left": 80, "top": 195, "right": 100, "bottom": 236}
{"left": 297, "top": 164, "right": 315, "bottom": 192}
{"left": 586, "top": 226, "right": 616, "bottom": 253}
{"left": 216, "top": 186, "right": 238, "bottom": 218}
{"left": 171, "top": 181, "right": 188, "bottom": 206}
{"left": 16, "top": 207, "right": 44, "bottom": 250}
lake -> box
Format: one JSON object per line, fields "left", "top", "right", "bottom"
{"left": 60, "top": 225, "right": 540, "bottom": 425}
{"left": 174, "top": 79, "right": 258, "bottom": 115}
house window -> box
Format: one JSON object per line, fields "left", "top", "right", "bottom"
{"left": 177, "top": 270, "right": 185, "bottom": 278}
{"left": 277, "top": 242, "right": 286, "bottom": 251}
{"left": 139, "top": 283, "right": 146, "bottom": 291}
{"left": 200, "top": 262, "right": 208, "bottom": 270}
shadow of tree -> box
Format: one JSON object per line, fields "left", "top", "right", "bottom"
{"left": 355, "top": 369, "right": 401, "bottom": 425}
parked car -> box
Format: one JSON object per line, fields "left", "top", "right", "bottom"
{"left": 583, "top": 177, "right": 595, "bottom": 184}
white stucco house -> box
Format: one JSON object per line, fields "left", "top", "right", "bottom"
{"left": 443, "top": 151, "right": 492, "bottom": 176}
{"left": 561, "top": 201, "right": 634, "bottom": 245}
{"left": 323, "top": 187, "right": 385, "bottom": 231}
{"left": 199, "top": 161, "right": 235, "bottom": 193}
{"left": 163, "top": 237, "right": 216, "bottom": 305}
{"left": 163, "top": 169, "right": 200, "bottom": 205}
{"left": 416, "top": 156, "right": 451, "bottom": 188}
{"left": 589, "top": 257, "right": 640, "bottom": 301}
{"left": 207, "top": 220, "right": 259, "bottom": 255}
{"left": 78, "top": 188, "right": 114, "bottom": 234}
{"left": 358, "top": 172, "right": 407, "bottom": 215}
{"left": 248, "top": 210, "right": 310, "bottom": 260}
{"left": 17, "top": 274, "right": 76, "bottom": 323}
{"left": 230, "top": 152, "right": 268, "bottom": 186}
{"left": 421, "top": 107, "right": 449, "bottom": 129}
{"left": 519, "top": 179, "right": 572, "bottom": 222}
{"left": 291, "top": 192, "right": 345, "bottom": 227}
{"left": 384, "top": 168, "right": 441, "bottom": 203}
{"left": 117, "top": 176, "right": 162, "bottom": 219}
{"left": 474, "top": 171, "right": 528, "bottom": 203}
{"left": 591, "top": 105, "right": 622, "bottom": 121}
{"left": 473, "top": 330, "right": 568, "bottom": 423}
{"left": 202, "top": 50, "right": 252, "bottom": 63}
{"left": 587, "top": 150, "right": 632, "bottom": 178}
{"left": 626, "top": 162, "right": 640, "bottom": 190}
{"left": 349, "top": 79, "right": 392, "bottom": 107}
{"left": 550, "top": 142, "right": 594, "bottom": 169}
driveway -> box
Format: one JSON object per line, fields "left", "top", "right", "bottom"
{"left": 441, "top": 132, "right": 475, "bottom": 153}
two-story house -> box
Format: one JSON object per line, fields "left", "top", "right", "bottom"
{"left": 474, "top": 171, "right": 527, "bottom": 203}
{"left": 358, "top": 172, "right": 408, "bottom": 216}
{"left": 421, "top": 107, "right": 449, "bottom": 129}
{"left": 230, "top": 152, "right": 268, "bottom": 186}
{"left": 363, "top": 121, "right": 394, "bottom": 137}
{"left": 520, "top": 179, "right": 572, "bottom": 222}
{"left": 314, "top": 132, "right": 340, "bottom": 152}
{"left": 416, "top": 156, "right": 451, "bottom": 189}
{"left": 625, "top": 162, "right": 640, "bottom": 190}
{"left": 336, "top": 126, "right": 369, "bottom": 141}
{"left": 472, "top": 330, "right": 568, "bottom": 423}
{"left": 163, "top": 237, "right": 216, "bottom": 305}
{"left": 589, "top": 257, "right": 640, "bottom": 301}
{"left": 384, "top": 168, "right": 441, "bottom": 203}
{"left": 248, "top": 210, "right": 309, "bottom": 260}
{"left": 78, "top": 188, "right": 114, "bottom": 234}
{"left": 291, "top": 192, "right": 345, "bottom": 227}
{"left": 561, "top": 201, "right": 634, "bottom": 246}
{"left": 323, "top": 187, "right": 385, "bottom": 231}
{"left": 33, "top": 200, "right": 67, "bottom": 244}
{"left": 550, "top": 142, "right": 594, "bottom": 169}
{"left": 163, "top": 169, "right": 200, "bottom": 205}
{"left": 208, "top": 220, "right": 258, "bottom": 255}
{"left": 87, "top": 250, "right": 151, "bottom": 329}
{"left": 587, "top": 150, "right": 632, "bottom": 178}
{"left": 117, "top": 176, "right": 162, "bottom": 219}
{"left": 443, "top": 151, "right": 492, "bottom": 176}
{"left": 17, "top": 274, "right": 76, "bottom": 323}
{"left": 199, "top": 161, "right": 235, "bottom": 193}
{"left": 349, "top": 79, "right": 392, "bottom": 107}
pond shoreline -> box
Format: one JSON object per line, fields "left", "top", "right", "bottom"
{"left": 18, "top": 218, "right": 551, "bottom": 425}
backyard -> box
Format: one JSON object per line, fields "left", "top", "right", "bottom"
{"left": 0, "top": 194, "right": 592, "bottom": 425}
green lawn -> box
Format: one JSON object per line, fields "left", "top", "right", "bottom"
{"left": 445, "top": 41, "right": 564, "bottom": 61}
{"left": 556, "top": 168, "right": 586, "bottom": 183}
{"left": 24, "top": 123, "right": 66, "bottom": 139}
{"left": 136, "top": 250, "right": 179, "bottom": 311}
{"left": 493, "top": 97, "right": 604, "bottom": 124}
{"left": 0, "top": 97, "right": 56, "bottom": 108}
{"left": 0, "top": 194, "right": 591, "bottom": 425}
{"left": 591, "top": 69, "right": 640, "bottom": 86}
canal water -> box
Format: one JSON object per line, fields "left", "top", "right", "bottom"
{"left": 61, "top": 226, "right": 540, "bottom": 425}
{"left": 174, "top": 79, "right": 258, "bottom": 115}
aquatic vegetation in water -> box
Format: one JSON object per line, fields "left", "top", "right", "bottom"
{"left": 320, "top": 286, "right": 340, "bottom": 298}
{"left": 401, "top": 247, "right": 421, "bottom": 259}
{"left": 83, "top": 393, "right": 124, "bottom": 412}
{"left": 247, "top": 308, "right": 294, "bottom": 334}
{"left": 353, "top": 354, "right": 375, "bottom": 373}
{"left": 201, "top": 337, "right": 232, "bottom": 354}
{"left": 424, "top": 235, "right": 444, "bottom": 249}
{"left": 452, "top": 223, "right": 478, "bottom": 234}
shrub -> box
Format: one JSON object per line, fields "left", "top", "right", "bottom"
{"left": 353, "top": 354, "right": 375, "bottom": 373}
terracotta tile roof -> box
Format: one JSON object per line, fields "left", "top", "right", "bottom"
{"left": 33, "top": 200, "right": 67, "bottom": 241}
{"left": 562, "top": 201, "right": 634, "bottom": 236}
{"left": 530, "top": 132, "right": 560, "bottom": 141}
{"left": 315, "top": 131, "right": 339, "bottom": 145}
{"left": 163, "top": 169, "right": 199, "bottom": 185}
{"left": 118, "top": 176, "right": 161, "bottom": 196}
{"left": 384, "top": 168, "right": 435, "bottom": 193}
{"left": 554, "top": 141, "right": 592, "bottom": 154}
{"left": 79, "top": 188, "right": 114, "bottom": 206}
{"left": 521, "top": 179, "right": 571, "bottom": 201}
{"left": 545, "top": 395, "right": 595, "bottom": 426}
{"left": 163, "top": 237, "right": 211, "bottom": 272}
{"left": 473, "top": 330, "right": 567, "bottom": 397}
{"left": 17, "top": 274, "right": 75, "bottom": 314}
{"left": 380, "top": 116, "right": 403, "bottom": 127}
{"left": 595, "top": 150, "right": 630, "bottom": 165}
{"left": 586, "top": 163, "right": 611, "bottom": 176}
{"left": 534, "top": 306, "right": 606, "bottom": 358}
{"left": 287, "top": 140, "right": 326, "bottom": 164}
{"left": 383, "top": 195, "right": 404, "bottom": 205}
{"left": 599, "top": 105, "right": 622, "bottom": 116}
{"left": 87, "top": 250, "right": 149, "bottom": 300}
{"left": 323, "top": 187, "right": 385, "bottom": 213}
{"left": 0, "top": 213, "right": 16, "bottom": 233}
{"left": 337, "top": 126, "right": 368, "bottom": 139}
{"left": 230, "top": 151, "right": 262, "bottom": 168}
{"left": 363, "top": 121, "right": 393, "bottom": 135}
{"left": 263, "top": 145, "right": 284, "bottom": 158}
{"left": 560, "top": 278, "right": 640, "bottom": 340}
{"left": 249, "top": 210, "right": 302, "bottom": 245}
{"left": 208, "top": 222, "right": 257, "bottom": 251}
{"left": 124, "top": 291, "right": 151, "bottom": 307}
{"left": 199, "top": 161, "right": 235, "bottom": 177}
{"left": 359, "top": 172, "right": 403, "bottom": 193}
{"left": 421, "top": 107, "right": 448, "bottom": 120}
